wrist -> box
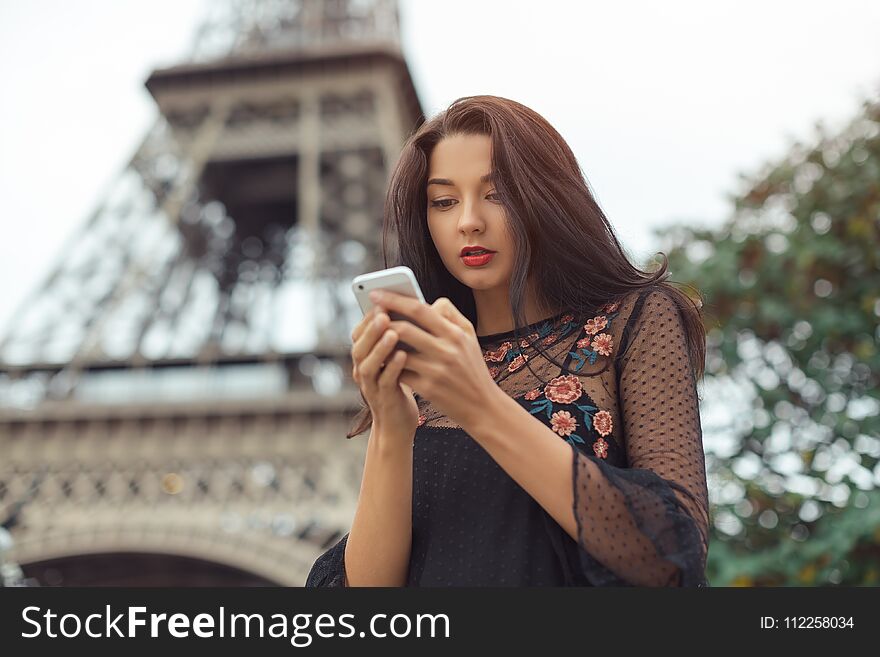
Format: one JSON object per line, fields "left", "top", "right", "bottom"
{"left": 369, "top": 424, "right": 414, "bottom": 459}
{"left": 459, "top": 384, "right": 513, "bottom": 444}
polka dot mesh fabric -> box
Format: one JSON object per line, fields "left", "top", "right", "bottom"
{"left": 305, "top": 285, "right": 710, "bottom": 587}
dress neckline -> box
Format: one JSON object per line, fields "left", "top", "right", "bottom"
{"left": 476, "top": 309, "right": 570, "bottom": 346}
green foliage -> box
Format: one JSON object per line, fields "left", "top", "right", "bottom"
{"left": 654, "top": 94, "right": 880, "bottom": 585}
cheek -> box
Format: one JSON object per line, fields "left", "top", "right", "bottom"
{"left": 427, "top": 220, "right": 453, "bottom": 259}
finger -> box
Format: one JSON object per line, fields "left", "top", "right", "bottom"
{"left": 370, "top": 290, "right": 455, "bottom": 340}
{"left": 350, "top": 309, "right": 371, "bottom": 343}
{"left": 351, "top": 310, "right": 389, "bottom": 365}
{"left": 359, "top": 328, "right": 399, "bottom": 391}
{"left": 398, "top": 348, "right": 428, "bottom": 375}
{"left": 377, "top": 349, "right": 407, "bottom": 389}
{"left": 398, "top": 368, "right": 421, "bottom": 394}
{"left": 350, "top": 306, "right": 379, "bottom": 343}
{"left": 386, "top": 319, "right": 437, "bottom": 355}
{"left": 432, "top": 297, "right": 474, "bottom": 335}
{"left": 399, "top": 380, "right": 415, "bottom": 398}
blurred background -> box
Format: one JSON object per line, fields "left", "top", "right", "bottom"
{"left": 0, "top": 0, "right": 878, "bottom": 586}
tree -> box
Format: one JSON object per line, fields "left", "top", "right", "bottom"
{"left": 656, "top": 92, "right": 880, "bottom": 585}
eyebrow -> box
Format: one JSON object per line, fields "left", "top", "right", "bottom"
{"left": 427, "top": 173, "right": 495, "bottom": 187}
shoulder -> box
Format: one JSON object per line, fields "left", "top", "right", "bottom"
{"left": 613, "top": 285, "right": 686, "bottom": 358}
{"left": 618, "top": 284, "right": 681, "bottom": 324}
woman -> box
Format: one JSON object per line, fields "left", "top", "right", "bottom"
{"left": 305, "top": 95, "right": 710, "bottom": 587}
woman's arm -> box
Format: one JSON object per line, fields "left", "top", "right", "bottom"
{"left": 343, "top": 425, "right": 414, "bottom": 587}
{"left": 461, "top": 289, "right": 709, "bottom": 586}
{"left": 465, "top": 374, "right": 706, "bottom": 587}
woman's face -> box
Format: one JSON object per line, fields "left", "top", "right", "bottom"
{"left": 426, "top": 133, "right": 513, "bottom": 292}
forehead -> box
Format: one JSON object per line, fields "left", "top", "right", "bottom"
{"left": 428, "top": 134, "right": 493, "bottom": 179}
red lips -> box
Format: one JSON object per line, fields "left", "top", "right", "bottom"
{"left": 459, "top": 245, "right": 496, "bottom": 256}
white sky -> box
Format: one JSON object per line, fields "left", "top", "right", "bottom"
{"left": 1, "top": 0, "right": 879, "bottom": 339}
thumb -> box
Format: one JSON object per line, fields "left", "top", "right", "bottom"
{"left": 400, "top": 381, "right": 417, "bottom": 399}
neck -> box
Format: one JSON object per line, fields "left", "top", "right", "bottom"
{"left": 472, "top": 282, "right": 558, "bottom": 337}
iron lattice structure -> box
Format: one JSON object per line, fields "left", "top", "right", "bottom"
{"left": 0, "top": 0, "right": 423, "bottom": 586}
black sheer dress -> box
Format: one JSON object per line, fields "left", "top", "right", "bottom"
{"left": 305, "top": 286, "right": 710, "bottom": 587}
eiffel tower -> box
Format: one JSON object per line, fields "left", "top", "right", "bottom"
{"left": 0, "top": 0, "right": 423, "bottom": 586}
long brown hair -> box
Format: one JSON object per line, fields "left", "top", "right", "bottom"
{"left": 346, "top": 94, "right": 705, "bottom": 438}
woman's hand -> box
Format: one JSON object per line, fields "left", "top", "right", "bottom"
{"left": 368, "top": 290, "right": 499, "bottom": 431}
{"left": 350, "top": 305, "right": 420, "bottom": 447}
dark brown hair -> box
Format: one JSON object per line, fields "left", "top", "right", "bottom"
{"left": 346, "top": 94, "right": 705, "bottom": 438}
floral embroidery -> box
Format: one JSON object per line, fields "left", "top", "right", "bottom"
{"left": 526, "top": 384, "right": 615, "bottom": 450}
{"left": 480, "top": 299, "right": 624, "bottom": 381}
{"left": 550, "top": 410, "right": 577, "bottom": 436}
{"left": 583, "top": 315, "right": 608, "bottom": 335}
{"left": 484, "top": 341, "right": 513, "bottom": 362}
{"left": 508, "top": 353, "right": 529, "bottom": 372}
{"left": 569, "top": 304, "right": 622, "bottom": 372}
{"left": 474, "top": 301, "right": 626, "bottom": 454}
{"left": 524, "top": 387, "right": 542, "bottom": 400}
{"left": 544, "top": 374, "right": 582, "bottom": 404}
{"left": 591, "top": 333, "right": 614, "bottom": 357}
{"left": 592, "top": 410, "right": 613, "bottom": 436}
{"left": 417, "top": 414, "right": 427, "bottom": 427}
{"left": 481, "top": 310, "right": 579, "bottom": 365}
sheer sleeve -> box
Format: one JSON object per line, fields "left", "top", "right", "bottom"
{"left": 304, "top": 532, "right": 350, "bottom": 587}
{"left": 570, "top": 288, "right": 710, "bottom": 587}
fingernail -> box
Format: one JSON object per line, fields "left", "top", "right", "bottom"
{"left": 369, "top": 290, "right": 383, "bottom": 302}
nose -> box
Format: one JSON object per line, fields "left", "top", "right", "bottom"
{"left": 457, "top": 197, "right": 486, "bottom": 236}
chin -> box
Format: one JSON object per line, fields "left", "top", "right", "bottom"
{"left": 457, "top": 270, "right": 502, "bottom": 288}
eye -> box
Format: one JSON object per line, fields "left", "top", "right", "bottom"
{"left": 428, "top": 192, "right": 500, "bottom": 209}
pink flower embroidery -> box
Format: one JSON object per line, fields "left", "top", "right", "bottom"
{"left": 417, "top": 414, "right": 427, "bottom": 427}
{"left": 603, "top": 300, "right": 620, "bottom": 313}
{"left": 591, "top": 333, "right": 614, "bottom": 357}
{"left": 519, "top": 332, "right": 540, "bottom": 348}
{"left": 562, "top": 313, "right": 575, "bottom": 323}
{"left": 593, "top": 437, "right": 609, "bottom": 459}
{"left": 542, "top": 333, "right": 558, "bottom": 346}
{"left": 524, "top": 387, "right": 542, "bottom": 400}
{"left": 544, "top": 374, "right": 583, "bottom": 404}
{"left": 550, "top": 410, "right": 578, "bottom": 436}
{"left": 508, "top": 353, "right": 529, "bottom": 372}
{"left": 484, "top": 341, "right": 513, "bottom": 362}
{"left": 593, "top": 410, "right": 613, "bottom": 437}
{"left": 488, "top": 366, "right": 501, "bottom": 378}
{"left": 583, "top": 315, "right": 608, "bottom": 335}
{"left": 576, "top": 337, "right": 591, "bottom": 348}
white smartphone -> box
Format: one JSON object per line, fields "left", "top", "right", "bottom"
{"left": 351, "top": 265, "right": 427, "bottom": 353}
